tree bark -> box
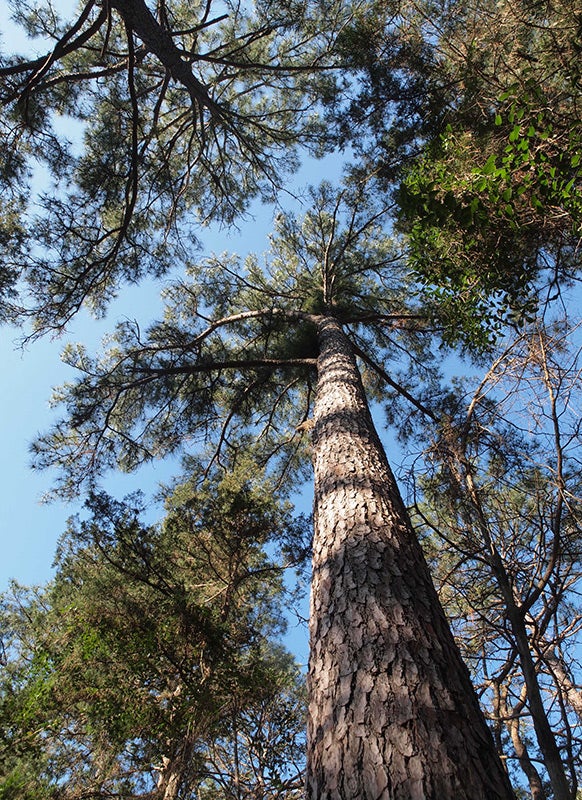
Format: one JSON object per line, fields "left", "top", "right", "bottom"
{"left": 502, "top": 606, "right": 572, "bottom": 800}
{"left": 457, "top": 470, "right": 572, "bottom": 800}
{"left": 306, "top": 316, "right": 515, "bottom": 800}
{"left": 506, "top": 716, "right": 547, "bottom": 800}
{"left": 155, "top": 731, "right": 197, "bottom": 800}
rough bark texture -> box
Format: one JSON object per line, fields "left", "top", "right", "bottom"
{"left": 306, "top": 317, "right": 516, "bottom": 800}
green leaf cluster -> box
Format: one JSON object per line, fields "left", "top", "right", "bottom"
{"left": 335, "top": 0, "right": 582, "bottom": 347}
{"left": 398, "top": 80, "right": 582, "bottom": 344}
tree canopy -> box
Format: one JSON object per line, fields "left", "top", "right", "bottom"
{"left": 2, "top": 0, "right": 582, "bottom": 796}
{"left": 31, "top": 181, "right": 436, "bottom": 496}
{"left": 0, "top": 0, "right": 346, "bottom": 331}
{"left": 0, "top": 464, "right": 309, "bottom": 798}
{"left": 336, "top": 0, "right": 582, "bottom": 339}
{"left": 2, "top": 0, "right": 580, "bottom": 338}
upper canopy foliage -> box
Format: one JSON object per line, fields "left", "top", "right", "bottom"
{"left": 1, "top": 0, "right": 579, "bottom": 342}
{"left": 336, "top": 0, "right": 582, "bottom": 339}
{"left": 31, "top": 182, "right": 440, "bottom": 497}
{"left": 0, "top": 0, "right": 352, "bottom": 331}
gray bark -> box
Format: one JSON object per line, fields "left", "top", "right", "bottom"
{"left": 447, "top": 427, "right": 572, "bottom": 799}
{"left": 306, "top": 317, "right": 516, "bottom": 800}
{"left": 507, "top": 719, "right": 547, "bottom": 800}
{"left": 503, "top": 606, "right": 572, "bottom": 800}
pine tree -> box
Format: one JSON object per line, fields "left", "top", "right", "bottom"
{"left": 33, "top": 182, "right": 516, "bottom": 798}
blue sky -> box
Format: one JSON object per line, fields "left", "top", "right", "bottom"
{"left": 0, "top": 303, "right": 181, "bottom": 589}
{"left": 0, "top": 214, "right": 277, "bottom": 589}
{"left": 0, "top": 0, "right": 336, "bottom": 674}
{"left": 0, "top": 0, "right": 343, "bottom": 600}
{"left": 0, "top": 330, "right": 78, "bottom": 588}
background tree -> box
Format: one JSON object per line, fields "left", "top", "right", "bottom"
{"left": 409, "top": 318, "right": 582, "bottom": 799}
{"left": 199, "top": 676, "right": 307, "bottom": 799}
{"left": 334, "top": 0, "right": 582, "bottom": 342}
{"left": 31, "top": 182, "right": 516, "bottom": 798}
{"left": 0, "top": 462, "right": 309, "bottom": 799}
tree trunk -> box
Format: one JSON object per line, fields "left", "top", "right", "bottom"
{"left": 502, "top": 605, "right": 572, "bottom": 800}
{"left": 155, "top": 732, "right": 196, "bottom": 800}
{"left": 506, "top": 716, "right": 547, "bottom": 800}
{"left": 444, "top": 428, "right": 572, "bottom": 798}
{"left": 306, "top": 316, "right": 515, "bottom": 800}
{"left": 541, "top": 641, "right": 582, "bottom": 721}
{"left": 500, "top": 683, "right": 547, "bottom": 800}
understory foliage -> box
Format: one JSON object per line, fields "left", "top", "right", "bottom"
{"left": 0, "top": 465, "right": 309, "bottom": 798}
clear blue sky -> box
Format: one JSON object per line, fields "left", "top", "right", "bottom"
{"left": 0, "top": 294, "right": 175, "bottom": 589}
{"left": 0, "top": 0, "right": 344, "bottom": 599}
{"left": 0, "top": 0, "right": 333, "bottom": 673}
{"left": 0, "top": 214, "right": 278, "bottom": 588}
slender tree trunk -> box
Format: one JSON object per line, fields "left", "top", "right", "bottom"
{"left": 507, "top": 717, "right": 547, "bottom": 800}
{"left": 155, "top": 733, "right": 196, "bottom": 800}
{"left": 458, "top": 468, "right": 572, "bottom": 800}
{"left": 500, "top": 683, "right": 547, "bottom": 800}
{"left": 541, "top": 642, "right": 582, "bottom": 721}
{"left": 306, "top": 316, "right": 515, "bottom": 800}
{"left": 503, "top": 605, "right": 572, "bottom": 800}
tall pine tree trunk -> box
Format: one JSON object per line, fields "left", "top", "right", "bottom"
{"left": 306, "top": 316, "right": 515, "bottom": 800}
